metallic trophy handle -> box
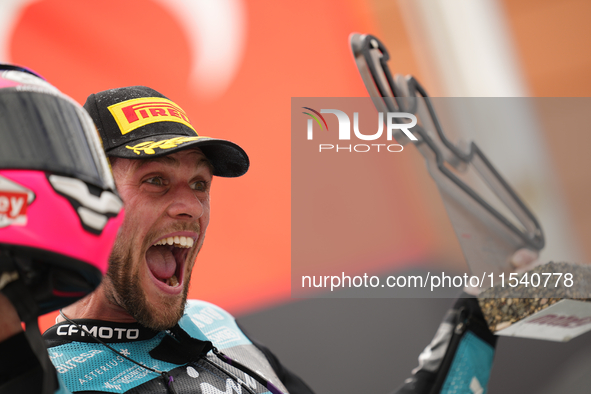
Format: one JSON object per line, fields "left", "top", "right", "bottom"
{"left": 350, "top": 33, "right": 544, "bottom": 284}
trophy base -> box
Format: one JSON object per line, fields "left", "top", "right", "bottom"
{"left": 478, "top": 262, "right": 591, "bottom": 342}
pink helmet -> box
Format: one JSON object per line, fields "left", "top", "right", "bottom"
{"left": 0, "top": 65, "right": 124, "bottom": 315}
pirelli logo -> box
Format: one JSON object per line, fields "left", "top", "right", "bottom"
{"left": 108, "top": 97, "right": 196, "bottom": 135}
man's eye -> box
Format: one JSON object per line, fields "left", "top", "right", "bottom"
{"left": 145, "top": 177, "right": 165, "bottom": 186}
{"left": 191, "top": 181, "right": 208, "bottom": 191}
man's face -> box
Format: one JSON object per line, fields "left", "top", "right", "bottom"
{"left": 106, "top": 148, "right": 212, "bottom": 330}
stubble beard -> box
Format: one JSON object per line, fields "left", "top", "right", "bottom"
{"left": 105, "top": 236, "right": 193, "bottom": 331}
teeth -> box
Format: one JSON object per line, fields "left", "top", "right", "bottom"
{"left": 153, "top": 236, "right": 195, "bottom": 248}
{"left": 166, "top": 275, "right": 179, "bottom": 287}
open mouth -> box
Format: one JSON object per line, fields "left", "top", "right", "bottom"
{"left": 145, "top": 235, "right": 195, "bottom": 289}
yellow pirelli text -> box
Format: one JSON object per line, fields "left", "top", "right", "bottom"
{"left": 108, "top": 97, "right": 196, "bottom": 135}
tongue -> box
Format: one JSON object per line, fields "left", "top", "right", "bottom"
{"left": 146, "top": 246, "right": 177, "bottom": 279}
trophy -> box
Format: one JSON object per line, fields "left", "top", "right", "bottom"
{"left": 349, "top": 33, "right": 591, "bottom": 341}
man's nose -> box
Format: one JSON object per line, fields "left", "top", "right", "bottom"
{"left": 166, "top": 184, "right": 205, "bottom": 220}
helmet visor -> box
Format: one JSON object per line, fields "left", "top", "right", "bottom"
{"left": 0, "top": 88, "right": 115, "bottom": 191}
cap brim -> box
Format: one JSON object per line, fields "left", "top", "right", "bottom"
{"left": 106, "top": 135, "right": 249, "bottom": 178}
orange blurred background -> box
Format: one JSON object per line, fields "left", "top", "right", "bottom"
{"left": 3, "top": 1, "right": 591, "bottom": 392}
{"left": 1, "top": 0, "right": 589, "bottom": 338}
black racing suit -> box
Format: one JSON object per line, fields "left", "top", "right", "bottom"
{"left": 0, "top": 295, "right": 496, "bottom": 393}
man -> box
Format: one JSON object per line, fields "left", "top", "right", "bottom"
{"left": 42, "top": 86, "right": 535, "bottom": 394}
{"left": 43, "top": 86, "right": 313, "bottom": 394}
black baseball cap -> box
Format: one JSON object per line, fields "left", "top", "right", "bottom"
{"left": 83, "top": 86, "right": 249, "bottom": 177}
